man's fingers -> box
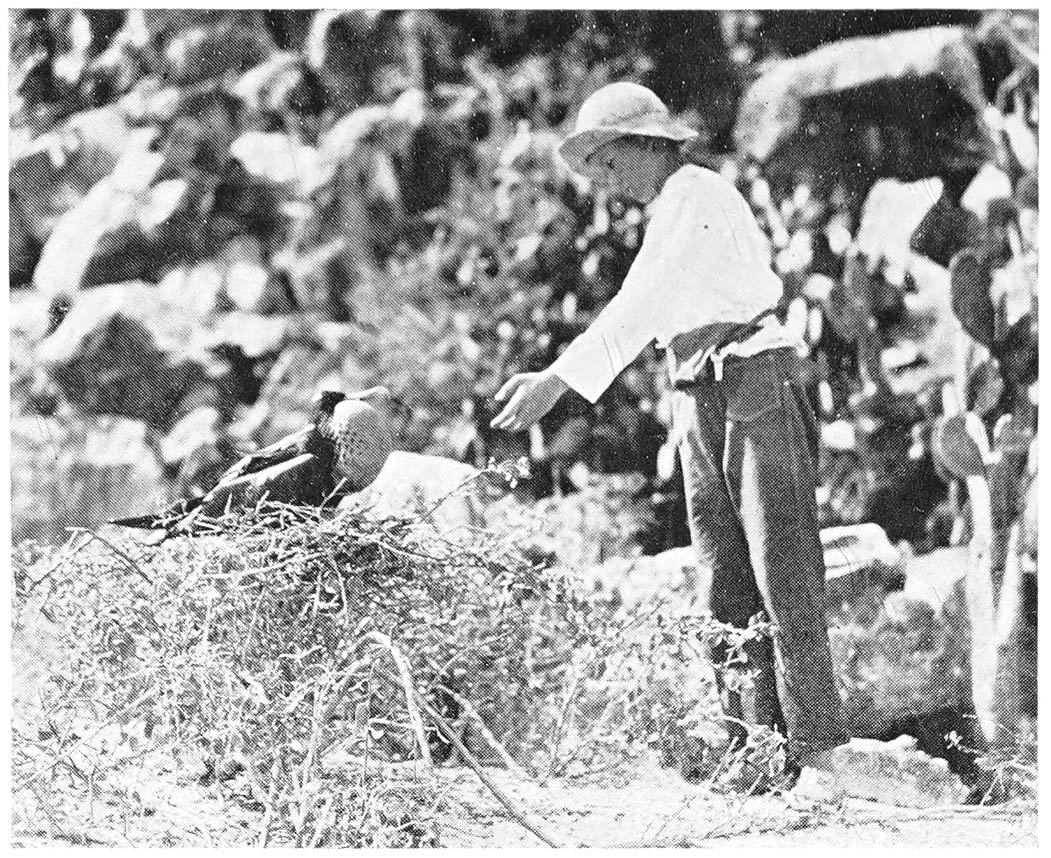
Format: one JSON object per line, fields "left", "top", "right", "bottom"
{"left": 491, "top": 413, "right": 519, "bottom": 431}
{"left": 490, "top": 405, "right": 518, "bottom": 430}
{"left": 491, "top": 388, "right": 525, "bottom": 429}
{"left": 495, "top": 374, "right": 527, "bottom": 402}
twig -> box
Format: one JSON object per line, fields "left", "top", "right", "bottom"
{"left": 314, "top": 652, "right": 374, "bottom": 730}
{"left": 413, "top": 689, "right": 572, "bottom": 848}
{"left": 256, "top": 757, "right": 281, "bottom": 847}
{"left": 546, "top": 665, "right": 583, "bottom": 777}
{"left": 433, "top": 683, "right": 533, "bottom": 781}
{"left": 640, "top": 774, "right": 711, "bottom": 846}
{"left": 417, "top": 471, "right": 487, "bottom": 521}
{"left": 361, "top": 632, "right": 433, "bottom": 769}
{"left": 19, "top": 530, "right": 90, "bottom": 595}
{"left": 306, "top": 796, "right": 333, "bottom": 849}
{"left": 67, "top": 528, "right": 153, "bottom": 585}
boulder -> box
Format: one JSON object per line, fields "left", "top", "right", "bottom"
{"left": 9, "top": 105, "right": 133, "bottom": 248}
{"left": 829, "top": 736, "right": 969, "bottom": 807}
{"left": 486, "top": 473, "right": 657, "bottom": 571}
{"left": 36, "top": 282, "right": 228, "bottom": 431}
{"left": 341, "top": 451, "right": 488, "bottom": 533}
{"left": 835, "top": 543, "right": 1034, "bottom": 761}
{"left": 822, "top": 522, "right": 905, "bottom": 623}
{"left": 830, "top": 589, "right": 963, "bottom": 738}
{"left": 584, "top": 546, "right": 705, "bottom": 614}
{"left": 901, "top": 545, "right": 969, "bottom": 613}
{"left": 580, "top": 523, "right": 904, "bottom": 620}
{"left": 32, "top": 130, "right": 165, "bottom": 298}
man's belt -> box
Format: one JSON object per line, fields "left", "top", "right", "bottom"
{"left": 673, "top": 298, "right": 792, "bottom": 388}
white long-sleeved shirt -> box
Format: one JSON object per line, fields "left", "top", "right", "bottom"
{"left": 550, "top": 164, "right": 794, "bottom": 403}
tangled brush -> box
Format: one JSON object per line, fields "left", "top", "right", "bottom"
{"left": 14, "top": 462, "right": 596, "bottom": 845}
{"left": 13, "top": 465, "right": 774, "bottom": 846}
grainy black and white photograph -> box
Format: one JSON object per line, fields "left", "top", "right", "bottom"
{"left": 8, "top": 4, "right": 1040, "bottom": 847}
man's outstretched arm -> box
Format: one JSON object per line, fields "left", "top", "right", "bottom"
{"left": 490, "top": 170, "right": 712, "bottom": 429}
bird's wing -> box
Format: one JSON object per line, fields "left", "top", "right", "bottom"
{"left": 111, "top": 447, "right": 330, "bottom": 538}
{"left": 120, "top": 453, "right": 327, "bottom": 540}
{"left": 109, "top": 496, "right": 203, "bottom": 529}
{"left": 195, "top": 452, "right": 329, "bottom": 518}
{"left": 217, "top": 425, "right": 314, "bottom": 484}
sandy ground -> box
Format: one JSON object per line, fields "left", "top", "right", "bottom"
{"left": 435, "top": 758, "right": 1037, "bottom": 848}
{"left": 13, "top": 745, "right": 1036, "bottom": 849}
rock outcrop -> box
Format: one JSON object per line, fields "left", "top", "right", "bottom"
{"left": 36, "top": 282, "right": 229, "bottom": 431}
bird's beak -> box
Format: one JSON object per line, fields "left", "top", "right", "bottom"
{"left": 350, "top": 386, "right": 392, "bottom": 400}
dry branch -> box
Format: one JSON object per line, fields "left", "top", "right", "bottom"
{"left": 364, "top": 631, "right": 434, "bottom": 770}
{"left": 413, "top": 688, "right": 573, "bottom": 848}
{"left": 435, "top": 682, "right": 533, "bottom": 781}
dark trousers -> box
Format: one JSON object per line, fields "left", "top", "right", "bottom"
{"left": 671, "top": 347, "right": 848, "bottom": 764}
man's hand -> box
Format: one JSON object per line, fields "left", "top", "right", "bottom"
{"left": 490, "top": 370, "right": 569, "bottom": 432}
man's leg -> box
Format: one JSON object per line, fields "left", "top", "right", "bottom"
{"left": 674, "top": 385, "right": 786, "bottom": 750}
{"left": 720, "top": 350, "right": 849, "bottom": 766}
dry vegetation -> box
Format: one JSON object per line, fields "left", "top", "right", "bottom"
{"left": 12, "top": 466, "right": 787, "bottom": 847}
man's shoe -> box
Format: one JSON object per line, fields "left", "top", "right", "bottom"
{"left": 705, "top": 726, "right": 794, "bottom": 796}
{"left": 787, "top": 764, "right": 846, "bottom": 806}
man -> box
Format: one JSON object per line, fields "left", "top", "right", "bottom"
{"left": 491, "top": 81, "right": 858, "bottom": 798}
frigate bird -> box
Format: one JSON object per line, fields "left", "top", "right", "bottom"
{"left": 110, "top": 387, "right": 393, "bottom": 539}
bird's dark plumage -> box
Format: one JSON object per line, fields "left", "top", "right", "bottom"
{"left": 110, "top": 388, "right": 392, "bottom": 540}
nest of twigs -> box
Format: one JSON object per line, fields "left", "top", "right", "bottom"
{"left": 13, "top": 475, "right": 778, "bottom": 846}
{"left": 13, "top": 487, "right": 601, "bottom": 844}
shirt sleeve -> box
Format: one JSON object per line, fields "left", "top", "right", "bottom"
{"left": 549, "top": 170, "right": 719, "bottom": 403}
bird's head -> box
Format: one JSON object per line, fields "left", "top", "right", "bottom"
{"left": 330, "top": 395, "right": 395, "bottom": 491}
{"left": 313, "top": 389, "right": 347, "bottom": 416}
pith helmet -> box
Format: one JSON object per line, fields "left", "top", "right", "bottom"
{"left": 558, "top": 82, "right": 698, "bottom": 174}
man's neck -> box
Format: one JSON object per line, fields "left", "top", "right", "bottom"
{"left": 651, "top": 151, "right": 686, "bottom": 196}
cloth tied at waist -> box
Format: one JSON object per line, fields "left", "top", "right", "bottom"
{"left": 665, "top": 301, "right": 790, "bottom": 386}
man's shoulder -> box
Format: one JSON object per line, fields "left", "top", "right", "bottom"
{"left": 665, "top": 163, "right": 741, "bottom": 202}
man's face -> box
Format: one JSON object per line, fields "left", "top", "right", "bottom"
{"left": 581, "top": 136, "right": 667, "bottom": 204}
